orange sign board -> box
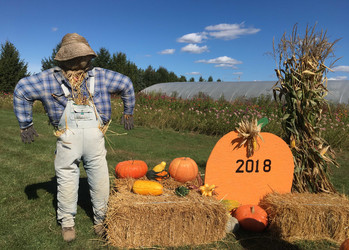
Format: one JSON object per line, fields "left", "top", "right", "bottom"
{"left": 205, "top": 131, "right": 294, "bottom": 205}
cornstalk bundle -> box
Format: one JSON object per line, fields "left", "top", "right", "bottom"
{"left": 272, "top": 24, "right": 340, "bottom": 193}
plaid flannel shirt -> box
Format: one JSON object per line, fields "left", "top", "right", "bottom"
{"left": 13, "top": 67, "right": 135, "bottom": 129}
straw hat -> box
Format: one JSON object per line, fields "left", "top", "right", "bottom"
{"left": 55, "top": 33, "right": 97, "bottom": 61}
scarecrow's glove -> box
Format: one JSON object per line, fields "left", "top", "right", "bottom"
{"left": 121, "top": 114, "right": 134, "bottom": 130}
{"left": 20, "top": 125, "right": 39, "bottom": 143}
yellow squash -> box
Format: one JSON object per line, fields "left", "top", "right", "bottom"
{"left": 132, "top": 180, "right": 163, "bottom": 196}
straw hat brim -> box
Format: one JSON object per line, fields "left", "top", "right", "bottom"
{"left": 55, "top": 43, "right": 97, "bottom": 61}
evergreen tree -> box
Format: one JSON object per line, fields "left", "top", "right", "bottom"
{"left": 111, "top": 52, "right": 127, "bottom": 73}
{"left": 0, "top": 41, "right": 29, "bottom": 92}
{"left": 208, "top": 76, "right": 213, "bottom": 82}
{"left": 217, "top": 78, "right": 222, "bottom": 82}
{"left": 92, "top": 47, "right": 112, "bottom": 69}
{"left": 179, "top": 75, "right": 187, "bottom": 82}
{"left": 156, "top": 67, "right": 170, "bottom": 83}
{"left": 189, "top": 77, "right": 195, "bottom": 82}
{"left": 143, "top": 65, "right": 157, "bottom": 88}
{"left": 199, "top": 76, "right": 204, "bottom": 82}
{"left": 41, "top": 43, "right": 61, "bottom": 70}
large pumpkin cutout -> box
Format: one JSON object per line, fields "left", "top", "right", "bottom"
{"left": 205, "top": 131, "right": 294, "bottom": 205}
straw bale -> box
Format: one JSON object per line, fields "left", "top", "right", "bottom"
{"left": 105, "top": 177, "right": 227, "bottom": 248}
{"left": 259, "top": 192, "right": 349, "bottom": 243}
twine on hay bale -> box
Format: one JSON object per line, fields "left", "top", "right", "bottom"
{"left": 259, "top": 192, "right": 349, "bottom": 243}
{"left": 105, "top": 177, "right": 227, "bottom": 248}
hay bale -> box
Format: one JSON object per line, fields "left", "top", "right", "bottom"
{"left": 105, "top": 177, "right": 227, "bottom": 248}
{"left": 259, "top": 192, "right": 349, "bottom": 243}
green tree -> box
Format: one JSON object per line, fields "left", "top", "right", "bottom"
{"left": 179, "top": 75, "right": 187, "bottom": 82}
{"left": 110, "top": 52, "right": 127, "bottom": 73}
{"left": 208, "top": 76, "right": 213, "bottom": 82}
{"left": 0, "top": 41, "right": 29, "bottom": 92}
{"left": 156, "top": 67, "right": 170, "bottom": 83}
{"left": 92, "top": 47, "right": 112, "bottom": 69}
{"left": 41, "top": 43, "right": 61, "bottom": 70}
{"left": 143, "top": 65, "right": 157, "bottom": 87}
{"left": 199, "top": 76, "right": 204, "bottom": 82}
{"left": 217, "top": 78, "right": 222, "bottom": 82}
{"left": 189, "top": 77, "right": 195, "bottom": 82}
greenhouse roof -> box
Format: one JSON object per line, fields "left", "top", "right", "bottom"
{"left": 141, "top": 80, "right": 349, "bottom": 104}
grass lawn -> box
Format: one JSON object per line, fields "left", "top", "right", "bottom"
{"left": 0, "top": 109, "right": 347, "bottom": 249}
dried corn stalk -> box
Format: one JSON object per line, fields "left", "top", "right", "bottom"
{"left": 234, "top": 118, "right": 263, "bottom": 157}
{"left": 273, "top": 24, "right": 340, "bottom": 193}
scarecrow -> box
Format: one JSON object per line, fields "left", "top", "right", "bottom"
{"left": 13, "top": 33, "right": 135, "bottom": 242}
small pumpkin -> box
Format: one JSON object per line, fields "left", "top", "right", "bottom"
{"left": 175, "top": 186, "right": 189, "bottom": 197}
{"left": 115, "top": 160, "right": 148, "bottom": 179}
{"left": 225, "top": 215, "right": 240, "bottom": 233}
{"left": 146, "top": 170, "right": 170, "bottom": 181}
{"left": 169, "top": 157, "right": 198, "bottom": 183}
{"left": 340, "top": 239, "right": 349, "bottom": 250}
{"left": 233, "top": 204, "right": 268, "bottom": 232}
{"left": 132, "top": 180, "right": 163, "bottom": 196}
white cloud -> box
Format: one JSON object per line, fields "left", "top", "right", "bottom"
{"left": 186, "top": 72, "right": 201, "bottom": 75}
{"left": 51, "top": 27, "right": 58, "bottom": 32}
{"left": 332, "top": 65, "right": 349, "bottom": 72}
{"left": 205, "top": 22, "right": 260, "bottom": 40}
{"left": 158, "top": 49, "right": 175, "bottom": 55}
{"left": 233, "top": 72, "right": 243, "bottom": 75}
{"left": 328, "top": 76, "right": 348, "bottom": 80}
{"left": 181, "top": 44, "right": 209, "bottom": 54}
{"left": 196, "top": 56, "right": 242, "bottom": 69}
{"left": 177, "top": 32, "right": 208, "bottom": 43}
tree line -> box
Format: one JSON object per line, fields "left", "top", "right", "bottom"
{"left": 0, "top": 41, "right": 218, "bottom": 93}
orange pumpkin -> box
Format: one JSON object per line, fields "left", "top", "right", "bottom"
{"left": 169, "top": 157, "right": 198, "bottom": 183}
{"left": 115, "top": 160, "right": 148, "bottom": 179}
{"left": 233, "top": 204, "right": 268, "bottom": 232}
{"left": 340, "top": 239, "right": 349, "bottom": 250}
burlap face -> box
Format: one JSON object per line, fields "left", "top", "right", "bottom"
{"left": 55, "top": 33, "right": 97, "bottom": 61}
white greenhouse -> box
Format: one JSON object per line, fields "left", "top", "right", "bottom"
{"left": 141, "top": 80, "right": 349, "bottom": 104}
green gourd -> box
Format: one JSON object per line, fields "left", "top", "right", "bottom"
{"left": 175, "top": 186, "right": 189, "bottom": 197}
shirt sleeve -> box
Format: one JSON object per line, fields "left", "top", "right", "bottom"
{"left": 13, "top": 76, "right": 42, "bottom": 129}
{"left": 103, "top": 69, "right": 135, "bottom": 115}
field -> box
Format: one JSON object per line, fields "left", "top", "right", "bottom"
{"left": 1, "top": 92, "right": 348, "bottom": 249}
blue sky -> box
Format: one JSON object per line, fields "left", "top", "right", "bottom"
{"left": 1, "top": 0, "right": 349, "bottom": 82}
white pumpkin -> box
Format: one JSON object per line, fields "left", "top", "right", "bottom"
{"left": 225, "top": 214, "right": 240, "bottom": 233}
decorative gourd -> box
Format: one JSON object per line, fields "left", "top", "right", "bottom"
{"left": 152, "top": 161, "right": 166, "bottom": 172}
{"left": 233, "top": 205, "right": 268, "bottom": 232}
{"left": 175, "top": 186, "right": 189, "bottom": 197}
{"left": 169, "top": 157, "right": 198, "bottom": 183}
{"left": 340, "top": 239, "right": 349, "bottom": 250}
{"left": 225, "top": 215, "right": 240, "bottom": 233}
{"left": 146, "top": 170, "right": 170, "bottom": 181}
{"left": 199, "top": 184, "right": 216, "bottom": 196}
{"left": 221, "top": 200, "right": 240, "bottom": 212}
{"left": 115, "top": 160, "right": 148, "bottom": 179}
{"left": 132, "top": 180, "right": 163, "bottom": 196}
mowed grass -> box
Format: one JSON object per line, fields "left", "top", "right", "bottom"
{"left": 0, "top": 109, "right": 347, "bottom": 250}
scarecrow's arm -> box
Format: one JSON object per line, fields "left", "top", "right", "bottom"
{"left": 13, "top": 76, "right": 40, "bottom": 129}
